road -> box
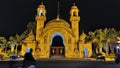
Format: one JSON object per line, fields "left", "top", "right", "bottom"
{"left": 37, "top": 60, "right": 120, "bottom": 68}
{"left": 0, "top": 59, "right": 120, "bottom": 68}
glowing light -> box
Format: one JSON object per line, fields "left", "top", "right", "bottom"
{"left": 39, "top": 10, "right": 43, "bottom": 16}
{"left": 11, "top": 44, "right": 15, "bottom": 47}
{"left": 50, "top": 32, "right": 65, "bottom": 45}
{"left": 116, "top": 46, "right": 120, "bottom": 49}
{"left": 117, "top": 41, "right": 120, "bottom": 44}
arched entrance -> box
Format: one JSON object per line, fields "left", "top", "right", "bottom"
{"left": 84, "top": 48, "right": 89, "bottom": 58}
{"left": 50, "top": 33, "right": 65, "bottom": 58}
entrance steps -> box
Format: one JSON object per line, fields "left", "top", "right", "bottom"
{"left": 50, "top": 55, "right": 64, "bottom": 58}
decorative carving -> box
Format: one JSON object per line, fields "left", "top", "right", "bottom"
{"left": 44, "top": 35, "right": 47, "bottom": 44}
{"left": 68, "top": 38, "right": 71, "bottom": 44}
{"left": 35, "top": 48, "right": 41, "bottom": 58}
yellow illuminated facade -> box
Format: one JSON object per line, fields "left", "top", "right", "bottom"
{"left": 21, "top": 3, "right": 92, "bottom": 59}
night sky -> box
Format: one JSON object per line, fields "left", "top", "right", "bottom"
{"left": 0, "top": 0, "right": 120, "bottom": 38}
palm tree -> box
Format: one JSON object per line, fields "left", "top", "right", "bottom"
{"left": 8, "top": 34, "right": 22, "bottom": 54}
{"left": 7, "top": 21, "right": 36, "bottom": 55}
{"left": 106, "top": 28, "right": 117, "bottom": 55}
{"left": 27, "top": 21, "right": 36, "bottom": 34}
{"left": 88, "top": 28, "right": 116, "bottom": 55}
{"left": 94, "top": 29, "right": 104, "bottom": 53}
{"left": 88, "top": 31, "right": 99, "bottom": 54}
{"left": 0, "top": 37, "right": 7, "bottom": 53}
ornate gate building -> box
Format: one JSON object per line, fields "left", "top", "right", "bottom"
{"left": 21, "top": 2, "right": 92, "bottom": 59}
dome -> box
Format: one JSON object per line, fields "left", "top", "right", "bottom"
{"left": 24, "top": 30, "right": 35, "bottom": 41}
{"left": 80, "top": 32, "right": 86, "bottom": 40}
{"left": 38, "top": 2, "right": 45, "bottom": 9}
{"left": 71, "top": 3, "right": 78, "bottom": 10}
{"left": 45, "top": 18, "right": 70, "bottom": 27}
{"left": 71, "top": 5, "right": 78, "bottom": 9}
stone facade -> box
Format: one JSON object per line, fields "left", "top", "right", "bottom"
{"left": 21, "top": 2, "right": 92, "bottom": 59}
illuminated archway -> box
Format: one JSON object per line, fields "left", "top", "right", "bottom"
{"left": 50, "top": 32, "right": 65, "bottom": 58}
{"left": 50, "top": 32, "right": 65, "bottom": 46}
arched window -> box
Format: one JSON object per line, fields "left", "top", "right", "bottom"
{"left": 39, "top": 10, "right": 43, "bottom": 16}
{"left": 73, "top": 11, "right": 76, "bottom": 16}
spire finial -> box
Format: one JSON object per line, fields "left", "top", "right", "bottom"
{"left": 56, "top": 0, "right": 60, "bottom": 20}
{"left": 41, "top": 2, "right": 43, "bottom": 5}
{"left": 73, "top": 3, "right": 75, "bottom": 6}
{"left": 82, "top": 29, "right": 84, "bottom": 33}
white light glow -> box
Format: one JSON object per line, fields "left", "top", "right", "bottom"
{"left": 39, "top": 10, "right": 43, "bottom": 16}
{"left": 50, "top": 32, "right": 65, "bottom": 46}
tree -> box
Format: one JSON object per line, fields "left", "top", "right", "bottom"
{"left": 106, "top": 28, "right": 117, "bottom": 55}
{"left": 88, "top": 31, "right": 99, "bottom": 54}
{"left": 0, "top": 37, "right": 7, "bottom": 53}
{"left": 7, "top": 21, "right": 36, "bottom": 55}
{"left": 27, "top": 21, "right": 36, "bottom": 34}
{"left": 94, "top": 29, "right": 104, "bottom": 53}
{"left": 8, "top": 34, "right": 22, "bottom": 54}
{"left": 87, "top": 28, "right": 117, "bottom": 56}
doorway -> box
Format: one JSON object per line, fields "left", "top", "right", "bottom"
{"left": 50, "top": 35, "right": 65, "bottom": 58}
{"left": 84, "top": 48, "right": 89, "bottom": 58}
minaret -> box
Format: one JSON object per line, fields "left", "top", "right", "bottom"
{"left": 35, "top": 2, "right": 46, "bottom": 41}
{"left": 70, "top": 3, "right": 80, "bottom": 41}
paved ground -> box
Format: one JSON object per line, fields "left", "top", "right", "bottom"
{"left": 37, "top": 59, "right": 120, "bottom": 68}
{"left": 0, "top": 58, "right": 119, "bottom": 68}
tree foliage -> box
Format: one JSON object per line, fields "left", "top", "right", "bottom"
{"left": 87, "top": 28, "right": 118, "bottom": 56}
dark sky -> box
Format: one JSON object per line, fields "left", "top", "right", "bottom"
{"left": 0, "top": 0, "right": 120, "bottom": 38}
